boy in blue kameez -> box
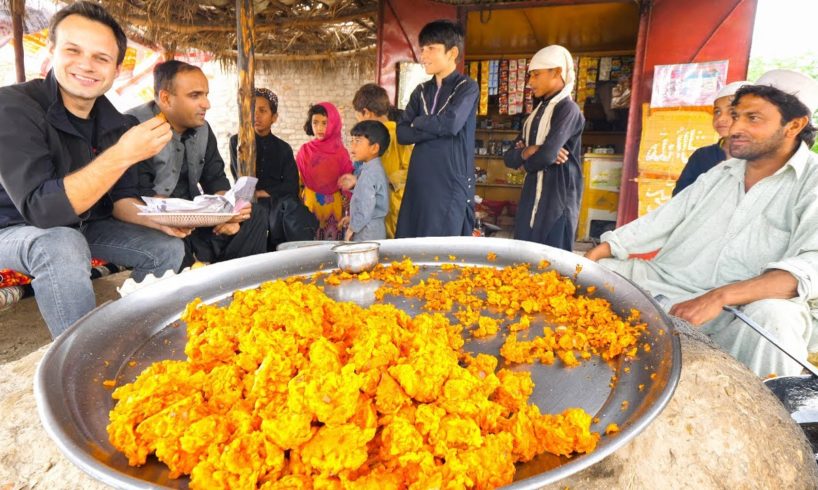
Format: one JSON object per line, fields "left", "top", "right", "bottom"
{"left": 340, "top": 121, "right": 390, "bottom": 242}
{"left": 396, "top": 20, "right": 479, "bottom": 238}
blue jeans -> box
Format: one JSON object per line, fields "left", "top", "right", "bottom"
{"left": 0, "top": 219, "right": 184, "bottom": 337}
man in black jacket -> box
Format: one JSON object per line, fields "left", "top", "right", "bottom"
{"left": 0, "top": 2, "right": 185, "bottom": 337}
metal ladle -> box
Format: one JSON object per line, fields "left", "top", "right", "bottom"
{"left": 722, "top": 305, "right": 818, "bottom": 377}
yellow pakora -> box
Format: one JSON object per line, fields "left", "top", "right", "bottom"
{"left": 108, "top": 260, "right": 645, "bottom": 489}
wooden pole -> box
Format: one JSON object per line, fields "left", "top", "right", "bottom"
{"left": 12, "top": 0, "right": 26, "bottom": 83}
{"left": 616, "top": 0, "right": 649, "bottom": 227}
{"left": 236, "top": 0, "right": 256, "bottom": 179}
{"left": 164, "top": 42, "right": 177, "bottom": 61}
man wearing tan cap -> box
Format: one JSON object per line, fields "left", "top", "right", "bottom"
{"left": 585, "top": 69, "right": 818, "bottom": 377}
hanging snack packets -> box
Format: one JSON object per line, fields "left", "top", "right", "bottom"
{"left": 479, "top": 60, "right": 490, "bottom": 116}
{"left": 499, "top": 60, "right": 510, "bottom": 115}
{"left": 576, "top": 57, "right": 600, "bottom": 111}
{"left": 489, "top": 60, "right": 499, "bottom": 96}
{"left": 515, "top": 58, "right": 527, "bottom": 114}
{"left": 525, "top": 85, "right": 534, "bottom": 114}
{"left": 508, "top": 60, "right": 519, "bottom": 115}
{"left": 469, "top": 61, "right": 480, "bottom": 82}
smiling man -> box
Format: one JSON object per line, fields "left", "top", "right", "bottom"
{"left": 395, "top": 20, "right": 479, "bottom": 238}
{"left": 127, "top": 61, "right": 269, "bottom": 267}
{"left": 584, "top": 70, "right": 818, "bottom": 377}
{"left": 0, "top": 1, "right": 185, "bottom": 337}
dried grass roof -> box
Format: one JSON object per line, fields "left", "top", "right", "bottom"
{"left": 0, "top": 2, "right": 52, "bottom": 37}
{"left": 99, "top": 0, "right": 378, "bottom": 65}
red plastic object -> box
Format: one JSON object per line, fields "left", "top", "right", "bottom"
{"left": 479, "top": 199, "right": 508, "bottom": 217}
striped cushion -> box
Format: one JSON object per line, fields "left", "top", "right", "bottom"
{"left": 0, "top": 260, "right": 125, "bottom": 308}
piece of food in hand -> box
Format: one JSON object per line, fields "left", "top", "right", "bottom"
{"left": 155, "top": 112, "right": 167, "bottom": 123}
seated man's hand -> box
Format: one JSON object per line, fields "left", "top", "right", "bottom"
{"left": 522, "top": 145, "right": 540, "bottom": 160}
{"left": 228, "top": 203, "right": 252, "bottom": 224}
{"left": 554, "top": 147, "right": 570, "bottom": 165}
{"left": 114, "top": 116, "right": 173, "bottom": 165}
{"left": 669, "top": 289, "right": 726, "bottom": 326}
{"left": 158, "top": 225, "right": 193, "bottom": 239}
{"left": 338, "top": 216, "right": 350, "bottom": 229}
{"left": 338, "top": 174, "right": 357, "bottom": 191}
{"left": 213, "top": 222, "right": 241, "bottom": 236}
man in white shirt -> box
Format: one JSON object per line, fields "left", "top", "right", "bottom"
{"left": 585, "top": 70, "right": 818, "bottom": 377}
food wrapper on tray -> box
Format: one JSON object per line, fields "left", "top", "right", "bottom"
{"left": 135, "top": 177, "right": 258, "bottom": 214}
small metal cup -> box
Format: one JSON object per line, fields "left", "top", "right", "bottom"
{"left": 331, "top": 242, "right": 380, "bottom": 273}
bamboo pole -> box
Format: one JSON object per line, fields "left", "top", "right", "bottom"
{"left": 236, "top": 0, "right": 256, "bottom": 179}
{"left": 12, "top": 0, "right": 26, "bottom": 83}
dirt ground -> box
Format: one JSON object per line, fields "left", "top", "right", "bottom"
{"left": 0, "top": 271, "right": 130, "bottom": 364}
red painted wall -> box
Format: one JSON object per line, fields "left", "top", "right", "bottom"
{"left": 376, "top": 0, "right": 458, "bottom": 103}
{"left": 618, "top": 0, "right": 758, "bottom": 225}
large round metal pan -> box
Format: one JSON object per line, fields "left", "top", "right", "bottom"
{"left": 35, "top": 237, "right": 681, "bottom": 489}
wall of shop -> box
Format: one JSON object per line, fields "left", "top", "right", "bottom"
{"left": 376, "top": 0, "right": 458, "bottom": 102}
{"left": 201, "top": 61, "right": 376, "bottom": 178}
{"left": 618, "top": 0, "right": 758, "bottom": 224}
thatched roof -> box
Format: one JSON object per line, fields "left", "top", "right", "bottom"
{"left": 99, "top": 0, "right": 377, "bottom": 64}
{"left": 0, "top": 1, "right": 53, "bottom": 38}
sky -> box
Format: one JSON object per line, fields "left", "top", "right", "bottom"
{"left": 750, "top": 0, "right": 818, "bottom": 58}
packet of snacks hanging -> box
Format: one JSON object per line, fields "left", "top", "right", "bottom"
{"left": 479, "top": 60, "right": 490, "bottom": 115}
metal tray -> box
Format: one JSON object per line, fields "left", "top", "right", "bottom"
{"left": 137, "top": 212, "right": 237, "bottom": 228}
{"left": 35, "top": 237, "right": 681, "bottom": 489}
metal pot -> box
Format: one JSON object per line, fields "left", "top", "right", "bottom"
{"left": 331, "top": 241, "right": 380, "bottom": 273}
{"left": 35, "top": 237, "right": 681, "bottom": 489}
{"left": 764, "top": 375, "right": 818, "bottom": 459}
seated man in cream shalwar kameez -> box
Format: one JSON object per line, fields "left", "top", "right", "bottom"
{"left": 585, "top": 69, "right": 818, "bottom": 377}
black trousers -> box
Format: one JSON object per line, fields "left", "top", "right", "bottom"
{"left": 262, "top": 194, "right": 319, "bottom": 251}
{"left": 182, "top": 202, "right": 269, "bottom": 267}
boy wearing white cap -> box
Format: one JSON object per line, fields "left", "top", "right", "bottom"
{"left": 585, "top": 69, "right": 818, "bottom": 377}
{"left": 673, "top": 80, "right": 748, "bottom": 195}
{"left": 503, "top": 45, "right": 585, "bottom": 250}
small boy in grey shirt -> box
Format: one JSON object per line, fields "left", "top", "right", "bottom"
{"left": 340, "top": 121, "right": 390, "bottom": 241}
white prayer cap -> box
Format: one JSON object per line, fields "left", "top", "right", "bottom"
{"left": 755, "top": 69, "right": 818, "bottom": 114}
{"left": 528, "top": 45, "right": 575, "bottom": 88}
{"left": 715, "top": 81, "right": 749, "bottom": 101}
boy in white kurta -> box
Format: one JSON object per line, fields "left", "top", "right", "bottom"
{"left": 585, "top": 70, "right": 818, "bottom": 377}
